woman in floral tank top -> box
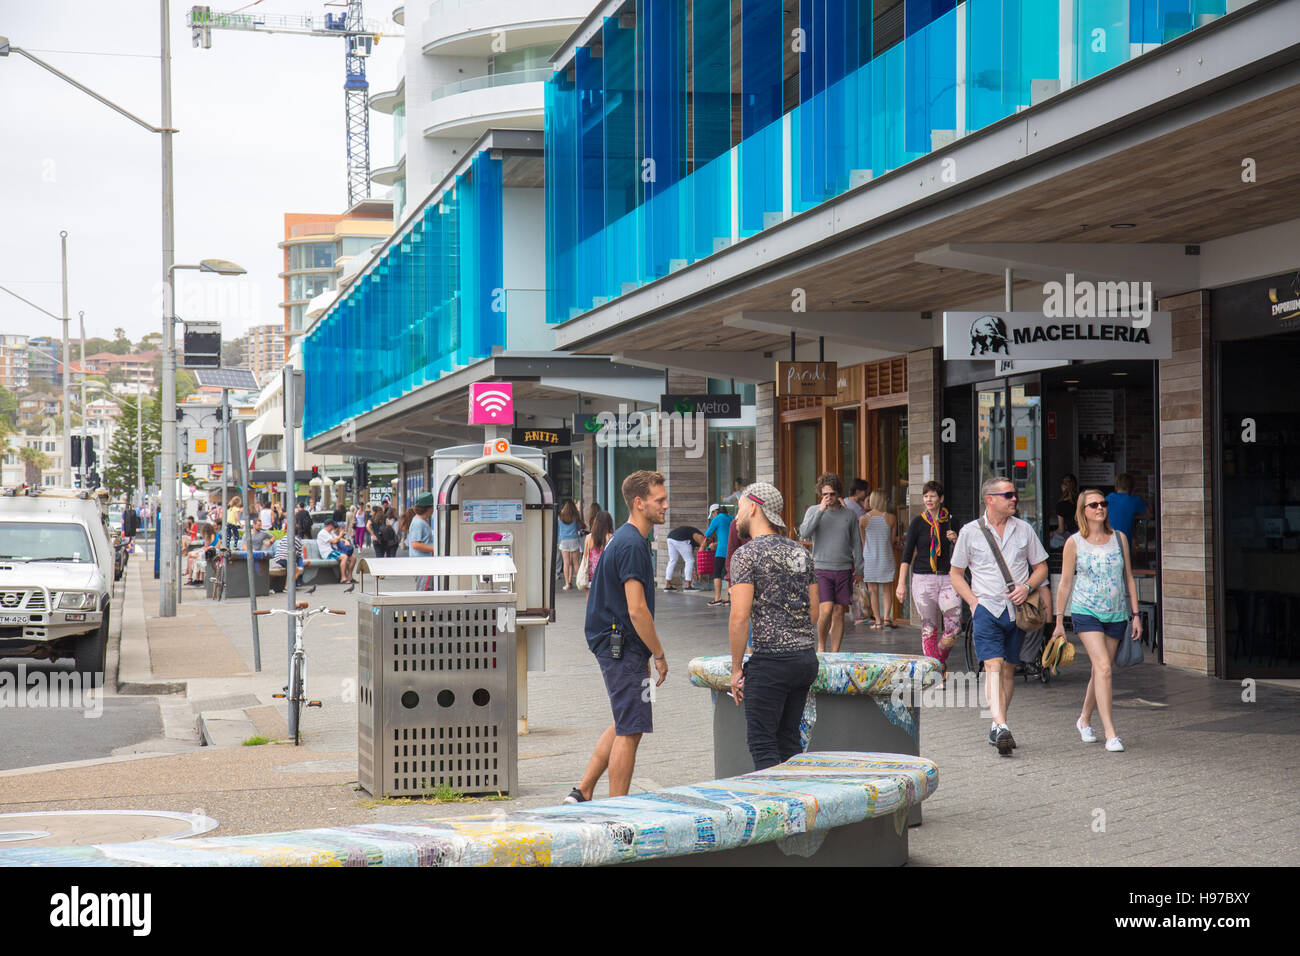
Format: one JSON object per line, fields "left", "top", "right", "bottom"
{"left": 1052, "top": 489, "right": 1142, "bottom": 753}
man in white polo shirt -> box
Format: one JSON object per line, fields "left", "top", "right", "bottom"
{"left": 950, "top": 475, "right": 1048, "bottom": 756}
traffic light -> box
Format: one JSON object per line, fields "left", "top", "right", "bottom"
{"left": 85, "top": 436, "right": 96, "bottom": 469}
{"left": 70, "top": 435, "right": 82, "bottom": 468}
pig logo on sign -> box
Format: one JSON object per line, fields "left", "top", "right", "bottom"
{"left": 969, "top": 315, "right": 1010, "bottom": 356}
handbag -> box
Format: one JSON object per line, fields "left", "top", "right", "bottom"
{"left": 696, "top": 547, "right": 715, "bottom": 578}
{"left": 1112, "top": 531, "right": 1144, "bottom": 667}
{"left": 575, "top": 548, "right": 590, "bottom": 589}
{"left": 977, "top": 518, "right": 1049, "bottom": 632}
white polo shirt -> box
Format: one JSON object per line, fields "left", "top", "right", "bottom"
{"left": 951, "top": 512, "right": 1048, "bottom": 618}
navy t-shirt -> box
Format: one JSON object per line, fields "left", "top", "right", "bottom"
{"left": 584, "top": 522, "right": 655, "bottom": 657}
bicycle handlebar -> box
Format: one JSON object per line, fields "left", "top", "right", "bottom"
{"left": 251, "top": 605, "right": 345, "bottom": 619}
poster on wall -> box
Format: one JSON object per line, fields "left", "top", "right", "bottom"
{"left": 1076, "top": 389, "right": 1124, "bottom": 486}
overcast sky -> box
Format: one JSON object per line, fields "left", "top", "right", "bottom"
{"left": 0, "top": 0, "right": 401, "bottom": 346}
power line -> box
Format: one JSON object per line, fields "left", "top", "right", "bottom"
{"left": 23, "top": 48, "right": 160, "bottom": 59}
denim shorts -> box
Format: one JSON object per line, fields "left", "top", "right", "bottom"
{"left": 972, "top": 605, "right": 1022, "bottom": 663}
{"left": 595, "top": 649, "right": 653, "bottom": 736}
{"left": 1071, "top": 612, "right": 1130, "bottom": 640}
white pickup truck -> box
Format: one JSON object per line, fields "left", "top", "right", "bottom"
{"left": 0, "top": 487, "right": 115, "bottom": 680}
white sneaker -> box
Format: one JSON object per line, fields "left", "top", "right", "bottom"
{"left": 1105, "top": 737, "right": 1125, "bottom": 752}
{"left": 1077, "top": 718, "right": 1097, "bottom": 743}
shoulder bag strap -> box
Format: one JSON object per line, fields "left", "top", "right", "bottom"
{"left": 1116, "top": 531, "right": 1131, "bottom": 615}
{"left": 977, "top": 518, "right": 1017, "bottom": 589}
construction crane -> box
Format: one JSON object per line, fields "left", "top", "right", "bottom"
{"left": 188, "top": 3, "right": 402, "bottom": 208}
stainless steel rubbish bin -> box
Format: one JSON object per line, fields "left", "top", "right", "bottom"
{"left": 357, "top": 590, "right": 518, "bottom": 797}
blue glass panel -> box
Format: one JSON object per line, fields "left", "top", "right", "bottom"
{"left": 905, "top": 0, "right": 956, "bottom": 38}
{"left": 1078, "top": 0, "right": 1130, "bottom": 82}
{"left": 640, "top": 0, "right": 688, "bottom": 282}
{"left": 904, "top": 5, "right": 956, "bottom": 155}
{"left": 545, "top": 71, "right": 579, "bottom": 323}
{"left": 693, "top": 0, "right": 732, "bottom": 166}
{"left": 741, "top": 0, "right": 782, "bottom": 137}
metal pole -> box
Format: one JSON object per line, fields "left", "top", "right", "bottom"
{"left": 234, "top": 420, "right": 261, "bottom": 672}
{"left": 160, "top": 0, "right": 178, "bottom": 616}
{"left": 137, "top": 396, "right": 143, "bottom": 509}
{"left": 1005, "top": 267, "right": 1013, "bottom": 311}
{"left": 60, "top": 231, "right": 71, "bottom": 487}
{"left": 220, "top": 387, "right": 230, "bottom": 567}
{"left": 78, "top": 311, "right": 87, "bottom": 487}
{"left": 283, "top": 365, "right": 298, "bottom": 741}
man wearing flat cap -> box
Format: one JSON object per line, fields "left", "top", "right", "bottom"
{"left": 409, "top": 492, "right": 436, "bottom": 589}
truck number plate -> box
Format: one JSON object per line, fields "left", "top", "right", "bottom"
{"left": 0, "top": 614, "right": 30, "bottom": 624}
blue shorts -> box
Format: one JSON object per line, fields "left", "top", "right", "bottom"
{"left": 1071, "top": 612, "right": 1129, "bottom": 640}
{"left": 972, "top": 605, "right": 1022, "bottom": 663}
{"left": 595, "top": 649, "right": 653, "bottom": 736}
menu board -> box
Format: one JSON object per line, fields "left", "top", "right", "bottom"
{"left": 1076, "top": 390, "right": 1122, "bottom": 485}
{"left": 462, "top": 499, "right": 524, "bottom": 524}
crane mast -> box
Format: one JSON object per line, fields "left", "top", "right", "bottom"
{"left": 188, "top": 3, "right": 401, "bottom": 208}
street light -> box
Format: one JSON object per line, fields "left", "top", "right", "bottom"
{"left": 164, "top": 257, "right": 244, "bottom": 609}
{"left": 2, "top": 7, "right": 181, "bottom": 617}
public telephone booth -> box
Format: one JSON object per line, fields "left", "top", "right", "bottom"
{"left": 433, "top": 441, "right": 557, "bottom": 733}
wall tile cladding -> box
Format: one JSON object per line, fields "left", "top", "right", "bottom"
{"left": 1156, "top": 290, "right": 1213, "bottom": 675}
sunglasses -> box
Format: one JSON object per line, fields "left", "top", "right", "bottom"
{"left": 988, "top": 491, "right": 1018, "bottom": 499}
{"left": 1085, "top": 501, "right": 1108, "bottom": 510}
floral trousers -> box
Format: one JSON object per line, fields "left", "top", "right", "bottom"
{"left": 911, "top": 573, "right": 961, "bottom": 664}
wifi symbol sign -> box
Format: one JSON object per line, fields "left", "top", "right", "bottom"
{"left": 468, "top": 382, "right": 514, "bottom": 424}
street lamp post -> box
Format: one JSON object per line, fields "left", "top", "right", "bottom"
{"left": 165, "top": 258, "right": 246, "bottom": 609}
{"left": 2, "top": 9, "right": 180, "bottom": 614}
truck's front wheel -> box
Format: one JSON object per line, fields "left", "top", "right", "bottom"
{"left": 74, "top": 608, "right": 109, "bottom": 687}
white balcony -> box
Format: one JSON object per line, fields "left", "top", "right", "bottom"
{"left": 422, "top": 80, "right": 544, "bottom": 139}
{"left": 371, "top": 76, "right": 405, "bottom": 114}
{"left": 371, "top": 155, "right": 406, "bottom": 186}
{"left": 423, "top": 0, "right": 588, "bottom": 56}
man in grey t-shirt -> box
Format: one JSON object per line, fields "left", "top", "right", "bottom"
{"left": 798, "top": 474, "right": 863, "bottom": 652}
{"left": 729, "top": 482, "right": 820, "bottom": 771}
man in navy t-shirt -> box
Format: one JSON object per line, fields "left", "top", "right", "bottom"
{"left": 565, "top": 470, "right": 669, "bottom": 804}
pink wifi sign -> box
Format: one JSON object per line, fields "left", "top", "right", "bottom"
{"left": 468, "top": 382, "right": 514, "bottom": 425}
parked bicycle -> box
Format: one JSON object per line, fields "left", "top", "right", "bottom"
{"left": 253, "top": 602, "right": 345, "bottom": 745}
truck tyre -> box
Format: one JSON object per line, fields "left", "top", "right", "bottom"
{"left": 74, "top": 607, "right": 109, "bottom": 687}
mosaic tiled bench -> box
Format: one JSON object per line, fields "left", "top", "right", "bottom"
{"left": 689, "top": 653, "right": 940, "bottom": 826}
{"left": 0, "top": 753, "right": 937, "bottom": 867}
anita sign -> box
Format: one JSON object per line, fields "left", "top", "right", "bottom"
{"left": 944, "top": 311, "right": 1172, "bottom": 361}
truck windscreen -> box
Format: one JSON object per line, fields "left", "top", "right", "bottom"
{"left": 0, "top": 523, "right": 94, "bottom": 563}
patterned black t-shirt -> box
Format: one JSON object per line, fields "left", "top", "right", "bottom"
{"left": 727, "top": 534, "right": 817, "bottom": 654}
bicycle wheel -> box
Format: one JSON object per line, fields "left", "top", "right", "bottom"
{"left": 963, "top": 614, "right": 979, "bottom": 673}
{"left": 288, "top": 652, "right": 305, "bottom": 746}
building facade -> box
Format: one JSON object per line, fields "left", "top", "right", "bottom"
{"left": 369, "top": 0, "right": 592, "bottom": 222}
{"left": 0, "top": 334, "right": 30, "bottom": 391}
{"left": 243, "top": 323, "right": 284, "bottom": 384}
{"left": 278, "top": 203, "right": 393, "bottom": 342}
{"left": 545, "top": 0, "right": 1298, "bottom": 679}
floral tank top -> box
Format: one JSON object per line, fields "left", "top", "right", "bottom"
{"left": 1069, "top": 532, "right": 1129, "bottom": 622}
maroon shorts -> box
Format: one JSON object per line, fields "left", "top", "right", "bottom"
{"left": 815, "top": 568, "right": 854, "bottom": 606}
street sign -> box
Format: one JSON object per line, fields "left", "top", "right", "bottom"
{"left": 510, "top": 427, "right": 571, "bottom": 448}
{"left": 659, "top": 394, "right": 741, "bottom": 419}
{"left": 776, "top": 361, "right": 838, "bottom": 396}
{"left": 182, "top": 320, "right": 222, "bottom": 369}
{"left": 943, "top": 311, "right": 1172, "bottom": 360}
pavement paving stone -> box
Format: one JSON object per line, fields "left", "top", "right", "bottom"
{"left": 6, "top": 565, "right": 1298, "bottom": 863}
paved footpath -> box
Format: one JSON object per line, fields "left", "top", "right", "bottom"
{"left": 1, "top": 562, "right": 1296, "bottom": 865}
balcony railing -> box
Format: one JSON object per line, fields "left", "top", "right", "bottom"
{"left": 431, "top": 67, "right": 550, "bottom": 102}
